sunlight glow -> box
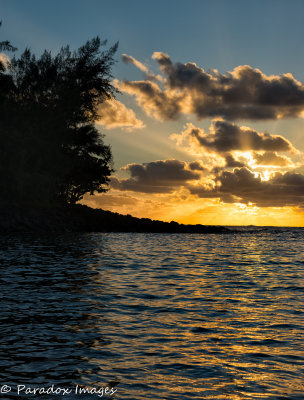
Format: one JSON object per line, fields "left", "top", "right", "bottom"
{"left": 260, "top": 170, "right": 271, "bottom": 181}
{"left": 82, "top": 190, "right": 304, "bottom": 227}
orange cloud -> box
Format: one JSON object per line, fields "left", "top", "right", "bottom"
{"left": 0, "top": 53, "right": 10, "bottom": 69}
{"left": 96, "top": 98, "right": 145, "bottom": 130}
{"left": 252, "top": 151, "right": 293, "bottom": 167}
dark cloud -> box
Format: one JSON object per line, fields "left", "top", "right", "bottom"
{"left": 211, "top": 154, "right": 245, "bottom": 174}
{"left": 172, "top": 120, "right": 294, "bottom": 154}
{"left": 118, "top": 80, "right": 181, "bottom": 120}
{"left": 120, "top": 52, "right": 304, "bottom": 120}
{"left": 109, "top": 156, "right": 304, "bottom": 207}
{"left": 188, "top": 161, "right": 207, "bottom": 171}
{"left": 190, "top": 167, "right": 304, "bottom": 207}
{"left": 111, "top": 159, "right": 201, "bottom": 193}
{"left": 224, "top": 154, "right": 245, "bottom": 168}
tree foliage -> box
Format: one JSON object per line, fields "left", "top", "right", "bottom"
{"left": 0, "top": 37, "right": 117, "bottom": 206}
{"left": 0, "top": 21, "right": 17, "bottom": 52}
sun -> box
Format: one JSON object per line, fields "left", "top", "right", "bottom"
{"left": 260, "top": 169, "right": 271, "bottom": 181}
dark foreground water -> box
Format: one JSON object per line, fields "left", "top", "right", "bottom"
{"left": 0, "top": 230, "right": 304, "bottom": 400}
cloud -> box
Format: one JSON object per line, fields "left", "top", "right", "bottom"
{"left": 122, "top": 54, "right": 162, "bottom": 82}
{"left": 120, "top": 52, "right": 304, "bottom": 121}
{"left": 108, "top": 152, "right": 303, "bottom": 207}
{"left": 252, "top": 151, "right": 292, "bottom": 167}
{"left": 224, "top": 154, "right": 245, "bottom": 168}
{"left": 190, "top": 167, "right": 304, "bottom": 207}
{"left": 122, "top": 54, "right": 150, "bottom": 74}
{"left": 188, "top": 161, "right": 207, "bottom": 171}
{"left": 111, "top": 159, "right": 202, "bottom": 193}
{"left": 0, "top": 53, "right": 10, "bottom": 69}
{"left": 96, "top": 98, "right": 145, "bottom": 130}
{"left": 118, "top": 80, "right": 181, "bottom": 120}
{"left": 171, "top": 120, "right": 295, "bottom": 154}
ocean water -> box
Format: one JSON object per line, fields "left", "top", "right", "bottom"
{"left": 0, "top": 230, "right": 304, "bottom": 399}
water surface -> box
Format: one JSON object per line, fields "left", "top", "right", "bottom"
{"left": 0, "top": 231, "right": 304, "bottom": 399}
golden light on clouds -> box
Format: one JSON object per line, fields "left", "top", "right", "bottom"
{"left": 96, "top": 98, "right": 145, "bottom": 130}
{"left": 260, "top": 170, "right": 271, "bottom": 181}
{"left": 84, "top": 51, "right": 304, "bottom": 227}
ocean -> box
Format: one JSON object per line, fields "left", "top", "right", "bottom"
{"left": 0, "top": 230, "right": 304, "bottom": 399}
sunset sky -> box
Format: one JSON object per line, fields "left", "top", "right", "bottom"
{"left": 2, "top": 0, "right": 304, "bottom": 226}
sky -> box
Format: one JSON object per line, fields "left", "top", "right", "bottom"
{"left": 2, "top": 0, "right": 304, "bottom": 226}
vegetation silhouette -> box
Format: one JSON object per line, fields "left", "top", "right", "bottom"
{"left": 1, "top": 35, "right": 117, "bottom": 206}
{"left": 0, "top": 27, "right": 227, "bottom": 233}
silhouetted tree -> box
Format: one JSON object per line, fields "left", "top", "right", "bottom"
{"left": 0, "top": 21, "right": 17, "bottom": 52}
{"left": 0, "top": 37, "right": 117, "bottom": 206}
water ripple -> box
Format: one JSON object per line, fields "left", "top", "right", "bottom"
{"left": 0, "top": 231, "right": 304, "bottom": 399}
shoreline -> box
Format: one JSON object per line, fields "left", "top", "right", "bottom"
{"left": 0, "top": 204, "right": 229, "bottom": 233}
{"left": 1, "top": 204, "right": 302, "bottom": 233}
